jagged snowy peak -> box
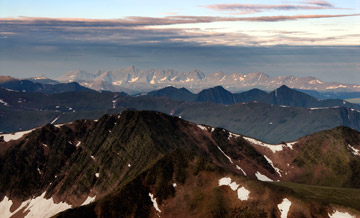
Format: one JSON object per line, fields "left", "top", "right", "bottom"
{"left": 58, "top": 66, "right": 360, "bottom": 93}
{"left": 58, "top": 70, "right": 101, "bottom": 82}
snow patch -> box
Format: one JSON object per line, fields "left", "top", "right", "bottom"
{"left": 218, "top": 177, "right": 232, "bottom": 186}
{"left": 228, "top": 132, "right": 240, "bottom": 140}
{"left": 95, "top": 173, "right": 99, "bottom": 178}
{"left": 244, "top": 137, "right": 294, "bottom": 153}
{"left": 326, "top": 85, "right": 347, "bottom": 89}
{"left": 0, "top": 99, "right": 9, "bottom": 106}
{"left": 255, "top": 171, "right": 273, "bottom": 182}
{"left": 90, "top": 155, "right": 95, "bottom": 160}
{"left": 76, "top": 141, "right": 81, "bottom": 147}
{"left": 237, "top": 187, "right": 250, "bottom": 201}
{"left": 278, "top": 198, "right": 292, "bottom": 218}
{"left": 81, "top": 196, "right": 96, "bottom": 206}
{"left": 264, "top": 155, "right": 282, "bottom": 176}
{"left": 0, "top": 196, "right": 29, "bottom": 217}
{"left": 129, "top": 77, "right": 139, "bottom": 83}
{"left": 218, "top": 177, "right": 250, "bottom": 201}
{"left": 149, "top": 193, "right": 161, "bottom": 213}
{"left": 173, "top": 183, "right": 177, "bottom": 187}
{"left": 0, "top": 129, "right": 35, "bottom": 142}
{"left": 197, "top": 125, "right": 208, "bottom": 131}
{"left": 128, "top": 163, "right": 131, "bottom": 167}
{"left": 328, "top": 210, "right": 355, "bottom": 218}
{"left": 229, "top": 182, "right": 239, "bottom": 191}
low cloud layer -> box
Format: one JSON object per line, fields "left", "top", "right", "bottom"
{"left": 0, "top": 11, "right": 359, "bottom": 82}
{"left": 1, "top": 14, "right": 359, "bottom": 48}
{"left": 205, "top": 0, "right": 338, "bottom": 13}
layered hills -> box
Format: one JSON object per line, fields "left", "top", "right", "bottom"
{"left": 2, "top": 83, "right": 360, "bottom": 143}
{"left": 0, "top": 111, "right": 359, "bottom": 217}
{"left": 148, "top": 85, "right": 360, "bottom": 110}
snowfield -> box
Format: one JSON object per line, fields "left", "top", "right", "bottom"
{"left": 0, "top": 192, "right": 72, "bottom": 218}
{"left": 0, "top": 129, "right": 36, "bottom": 142}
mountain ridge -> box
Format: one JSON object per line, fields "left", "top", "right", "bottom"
{"left": 0, "top": 110, "right": 359, "bottom": 217}
{"left": 58, "top": 66, "right": 360, "bottom": 93}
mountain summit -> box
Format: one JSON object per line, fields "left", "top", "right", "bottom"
{"left": 0, "top": 110, "right": 359, "bottom": 217}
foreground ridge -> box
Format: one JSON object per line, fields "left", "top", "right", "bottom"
{"left": 0, "top": 111, "right": 359, "bottom": 217}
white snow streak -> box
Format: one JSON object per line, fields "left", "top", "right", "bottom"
{"left": 81, "top": 196, "right": 96, "bottom": 206}
{"left": 0, "top": 99, "right": 9, "bottom": 106}
{"left": 278, "top": 198, "right": 292, "bottom": 218}
{"left": 255, "top": 171, "right": 273, "bottom": 182}
{"left": 197, "top": 125, "right": 208, "bottom": 131}
{"left": 264, "top": 155, "right": 282, "bottom": 177}
{"left": 348, "top": 144, "right": 360, "bottom": 156}
{"left": 236, "top": 165, "right": 247, "bottom": 176}
{"left": 216, "top": 146, "right": 233, "bottom": 163}
{"left": 149, "top": 193, "right": 161, "bottom": 213}
{"left": 50, "top": 115, "right": 61, "bottom": 124}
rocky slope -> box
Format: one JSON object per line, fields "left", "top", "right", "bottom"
{"left": 0, "top": 111, "right": 359, "bottom": 217}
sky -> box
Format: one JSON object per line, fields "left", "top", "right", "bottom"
{"left": 0, "top": 0, "right": 359, "bottom": 83}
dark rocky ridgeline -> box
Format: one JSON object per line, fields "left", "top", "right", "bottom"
{"left": 0, "top": 110, "right": 359, "bottom": 217}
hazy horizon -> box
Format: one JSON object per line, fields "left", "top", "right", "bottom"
{"left": 1, "top": 0, "right": 359, "bottom": 83}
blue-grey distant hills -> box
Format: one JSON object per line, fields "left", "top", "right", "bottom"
{"left": 1, "top": 82, "right": 360, "bottom": 143}
{"left": 147, "top": 85, "right": 360, "bottom": 111}
{"left": 58, "top": 65, "right": 360, "bottom": 93}
{"left": 0, "top": 76, "right": 93, "bottom": 94}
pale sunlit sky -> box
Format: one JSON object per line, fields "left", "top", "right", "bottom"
{"left": 0, "top": 0, "right": 359, "bottom": 82}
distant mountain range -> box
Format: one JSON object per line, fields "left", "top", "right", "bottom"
{"left": 2, "top": 83, "right": 360, "bottom": 143}
{"left": 0, "top": 111, "right": 359, "bottom": 217}
{"left": 0, "top": 76, "right": 92, "bottom": 94}
{"left": 58, "top": 65, "right": 360, "bottom": 93}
